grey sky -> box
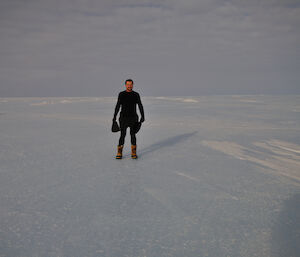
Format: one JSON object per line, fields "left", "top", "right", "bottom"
{"left": 0, "top": 0, "right": 299, "bottom": 96}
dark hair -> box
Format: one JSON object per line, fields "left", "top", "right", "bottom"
{"left": 125, "top": 79, "right": 134, "bottom": 85}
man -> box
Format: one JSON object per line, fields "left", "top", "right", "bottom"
{"left": 113, "top": 79, "right": 145, "bottom": 159}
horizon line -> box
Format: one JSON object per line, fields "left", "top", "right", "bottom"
{"left": 1, "top": 93, "right": 300, "bottom": 98}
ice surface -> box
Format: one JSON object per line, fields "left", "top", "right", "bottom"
{"left": 0, "top": 96, "right": 299, "bottom": 257}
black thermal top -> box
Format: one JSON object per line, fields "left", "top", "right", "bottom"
{"left": 113, "top": 90, "right": 145, "bottom": 119}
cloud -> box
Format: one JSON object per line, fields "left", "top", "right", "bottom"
{"left": 0, "top": 0, "right": 299, "bottom": 96}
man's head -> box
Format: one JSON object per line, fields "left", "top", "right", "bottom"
{"left": 125, "top": 79, "right": 134, "bottom": 92}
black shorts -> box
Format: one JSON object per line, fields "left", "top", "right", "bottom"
{"left": 119, "top": 116, "right": 138, "bottom": 129}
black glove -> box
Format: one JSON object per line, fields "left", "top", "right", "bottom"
{"left": 140, "top": 117, "right": 145, "bottom": 123}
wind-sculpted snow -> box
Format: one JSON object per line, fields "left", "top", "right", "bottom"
{"left": 202, "top": 139, "right": 300, "bottom": 182}
{"left": 0, "top": 95, "right": 299, "bottom": 257}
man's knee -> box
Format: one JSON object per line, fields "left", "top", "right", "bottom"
{"left": 120, "top": 127, "right": 127, "bottom": 134}
{"left": 130, "top": 126, "right": 135, "bottom": 135}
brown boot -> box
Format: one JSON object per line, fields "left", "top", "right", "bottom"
{"left": 116, "top": 145, "right": 123, "bottom": 159}
{"left": 131, "top": 145, "right": 137, "bottom": 159}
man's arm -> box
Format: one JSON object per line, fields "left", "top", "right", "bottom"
{"left": 113, "top": 93, "right": 121, "bottom": 120}
{"left": 137, "top": 93, "right": 145, "bottom": 122}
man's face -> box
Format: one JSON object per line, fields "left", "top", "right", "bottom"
{"left": 125, "top": 81, "right": 133, "bottom": 92}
